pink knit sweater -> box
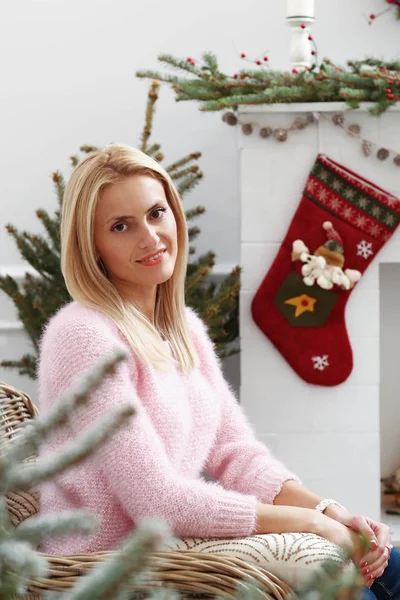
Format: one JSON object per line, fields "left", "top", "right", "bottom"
{"left": 37, "top": 300, "right": 298, "bottom": 554}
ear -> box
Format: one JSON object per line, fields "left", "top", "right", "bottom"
{"left": 292, "top": 240, "right": 309, "bottom": 261}
{"left": 344, "top": 268, "right": 362, "bottom": 283}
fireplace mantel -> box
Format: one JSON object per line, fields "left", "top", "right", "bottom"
{"left": 238, "top": 101, "right": 400, "bottom": 113}
{"left": 238, "top": 101, "right": 400, "bottom": 524}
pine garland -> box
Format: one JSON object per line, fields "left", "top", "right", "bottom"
{"left": 136, "top": 54, "right": 400, "bottom": 116}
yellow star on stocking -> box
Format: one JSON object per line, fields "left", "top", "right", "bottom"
{"left": 284, "top": 293, "right": 317, "bottom": 317}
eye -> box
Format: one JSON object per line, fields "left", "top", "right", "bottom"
{"left": 152, "top": 207, "right": 167, "bottom": 219}
{"left": 112, "top": 222, "right": 128, "bottom": 233}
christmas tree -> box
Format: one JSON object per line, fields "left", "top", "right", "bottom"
{"left": 0, "top": 81, "right": 240, "bottom": 381}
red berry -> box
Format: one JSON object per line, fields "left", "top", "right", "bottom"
{"left": 292, "top": 68, "right": 298, "bottom": 73}
{"left": 311, "top": 50, "right": 316, "bottom": 55}
{"left": 263, "top": 56, "right": 269, "bottom": 61}
{"left": 256, "top": 60, "right": 261, "bottom": 65}
{"left": 301, "top": 23, "right": 306, "bottom": 29}
{"left": 308, "top": 35, "right": 313, "bottom": 40}
{"left": 233, "top": 74, "right": 238, "bottom": 79}
{"left": 388, "top": 0, "right": 394, "bottom": 4}
{"left": 370, "top": 13, "right": 375, "bottom": 18}
{"left": 388, "top": 80, "right": 394, "bottom": 85}
{"left": 388, "top": 93, "right": 395, "bottom": 100}
{"left": 241, "top": 52, "right": 246, "bottom": 58}
{"left": 186, "top": 57, "right": 192, "bottom": 63}
{"left": 386, "top": 88, "right": 393, "bottom": 93}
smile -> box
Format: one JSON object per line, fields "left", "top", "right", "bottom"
{"left": 137, "top": 249, "right": 167, "bottom": 265}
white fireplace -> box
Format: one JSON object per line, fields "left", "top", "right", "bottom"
{"left": 238, "top": 102, "right": 400, "bottom": 538}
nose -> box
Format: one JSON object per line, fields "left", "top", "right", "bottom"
{"left": 138, "top": 222, "right": 160, "bottom": 249}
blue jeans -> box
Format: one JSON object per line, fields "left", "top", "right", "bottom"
{"left": 362, "top": 547, "right": 400, "bottom": 599}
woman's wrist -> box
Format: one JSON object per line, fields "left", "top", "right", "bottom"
{"left": 323, "top": 503, "right": 350, "bottom": 522}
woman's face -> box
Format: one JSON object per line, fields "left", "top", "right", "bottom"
{"left": 94, "top": 174, "right": 178, "bottom": 303}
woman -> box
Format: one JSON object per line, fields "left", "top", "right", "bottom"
{"left": 37, "top": 143, "right": 399, "bottom": 598}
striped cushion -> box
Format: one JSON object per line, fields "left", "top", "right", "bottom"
{"left": 161, "top": 532, "right": 355, "bottom": 590}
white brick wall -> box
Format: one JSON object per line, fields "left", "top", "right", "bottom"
{"left": 239, "top": 102, "right": 400, "bottom": 520}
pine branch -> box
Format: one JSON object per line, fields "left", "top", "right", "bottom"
{"left": 0, "top": 354, "right": 37, "bottom": 378}
{"left": 184, "top": 206, "right": 206, "bottom": 221}
{"left": 185, "top": 264, "right": 212, "bottom": 293}
{"left": 0, "top": 351, "right": 129, "bottom": 472}
{"left": 177, "top": 172, "right": 203, "bottom": 197}
{"left": 136, "top": 52, "right": 400, "bottom": 115}
{"left": 146, "top": 143, "right": 161, "bottom": 157}
{"left": 5, "top": 403, "right": 135, "bottom": 491}
{"left": 187, "top": 226, "right": 201, "bottom": 241}
{"left": 164, "top": 152, "right": 201, "bottom": 172}
{"left": 60, "top": 519, "right": 173, "bottom": 600}
{"left": 14, "top": 511, "right": 97, "bottom": 545}
{"left": 140, "top": 81, "right": 160, "bottom": 153}
{"left": 35, "top": 209, "right": 61, "bottom": 250}
{"left": 170, "top": 165, "right": 200, "bottom": 180}
{"left": 52, "top": 172, "right": 65, "bottom": 208}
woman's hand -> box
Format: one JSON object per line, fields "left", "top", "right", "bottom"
{"left": 315, "top": 513, "right": 366, "bottom": 562}
{"left": 328, "top": 511, "right": 392, "bottom": 587}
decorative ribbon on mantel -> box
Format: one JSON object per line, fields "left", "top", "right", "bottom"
{"left": 222, "top": 110, "right": 400, "bottom": 167}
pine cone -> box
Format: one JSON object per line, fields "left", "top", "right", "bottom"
{"left": 274, "top": 128, "right": 288, "bottom": 142}
{"left": 223, "top": 112, "right": 238, "bottom": 126}
{"left": 362, "top": 140, "right": 372, "bottom": 157}
{"left": 348, "top": 123, "right": 361, "bottom": 135}
{"left": 242, "top": 123, "right": 253, "bottom": 136}
{"left": 377, "top": 147, "right": 389, "bottom": 161}
{"left": 293, "top": 117, "right": 307, "bottom": 130}
{"left": 332, "top": 112, "right": 345, "bottom": 126}
{"left": 260, "top": 126, "right": 272, "bottom": 138}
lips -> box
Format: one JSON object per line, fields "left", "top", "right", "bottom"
{"left": 136, "top": 248, "right": 166, "bottom": 263}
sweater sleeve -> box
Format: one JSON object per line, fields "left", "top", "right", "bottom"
{"left": 38, "top": 311, "right": 259, "bottom": 539}
{"left": 186, "top": 307, "right": 301, "bottom": 505}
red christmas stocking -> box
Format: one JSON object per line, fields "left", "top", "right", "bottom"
{"left": 251, "top": 153, "right": 400, "bottom": 386}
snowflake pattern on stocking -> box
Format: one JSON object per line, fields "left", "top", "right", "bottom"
{"left": 312, "top": 355, "right": 329, "bottom": 371}
{"left": 356, "top": 240, "right": 374, "bottom": 259}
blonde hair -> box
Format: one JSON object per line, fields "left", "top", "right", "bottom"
{"left": 60, "top": 143, "right": 198, "bottom": 373}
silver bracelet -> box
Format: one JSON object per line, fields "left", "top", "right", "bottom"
{"left": 315, "top": 499, "right": 348, "bottom": 514}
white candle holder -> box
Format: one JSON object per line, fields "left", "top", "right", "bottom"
{"left": 286, "top": 15, "right": 315, "bottom": 70}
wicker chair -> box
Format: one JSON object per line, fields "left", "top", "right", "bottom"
{"left": 0, "top": 381, "right": 294, "bottom": 600}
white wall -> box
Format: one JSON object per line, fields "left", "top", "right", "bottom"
{"left": 380, "top": 264, "right": 400, "bottom": 480}
{"left": 1, "top": 0, "right": 399, "bottom": 268}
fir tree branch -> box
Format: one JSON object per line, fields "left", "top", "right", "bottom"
{"left": 136, "top": 52, "right": 400, "bottom": 115}
{"left": 170, "top": 166, "right": 200, "bottom": 180}
{"left": 60, "top": 519, "right": 173, "bottom": 600}
{"left": 164, "top": 152, "right": 201, "bottom": 173}
{"left": 177, "top": 172, "right": 203, "bottom": 196}
{"left": 146, "top": 143, "right": 161, "bottom": 157}
{"left": 4, "top": 404, "right": 135, "bottom": 491}
{"left": 184, "top": 206, "right": 206, "bottom": 220}
{"left": 13, "top": 510, "right": 98, "bottom": 545}
{"left": 35, "top": 209, "right": 61, "bottom": 250}
{"left": 140, "top": 81, "right": 160, "bottom": 153}
{"left": 0, "top": 351, "right": 129, "bottom": 472}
